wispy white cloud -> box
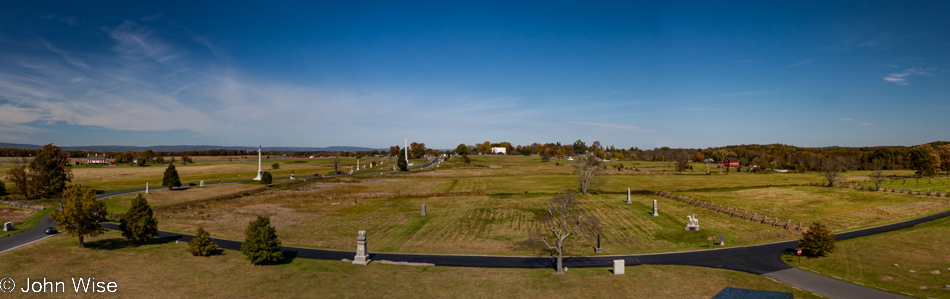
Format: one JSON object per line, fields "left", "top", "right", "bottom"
{"left": 882, "top": 68, "right": 933, "bottom": 85}
{"left": 839, "top": 117, "right": 854, "bottom": 121}
{"left": 786, "top": 59, "right": 814, "bottom": 68}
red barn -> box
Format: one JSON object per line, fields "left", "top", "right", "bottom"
{"left": 723, "top": 157, "right": 740, "bottom": 168}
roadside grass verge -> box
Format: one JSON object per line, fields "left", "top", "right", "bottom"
{"left": 0, "top": 230, "right": 819, "bottom": 298}
{"left": 785, "top": 215, "right": 950, "bottom": 298}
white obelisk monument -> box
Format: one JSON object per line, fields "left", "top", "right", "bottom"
{"left": 253, "top": 145, "right": 263, "bottom": 181}
{"left": 404, "top": 139, "right": 409, "bottom": 165}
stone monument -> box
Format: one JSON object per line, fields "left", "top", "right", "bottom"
{"left": 684, "top": 214, "right": 700, "bottom": 231}
{"left": 145, "top": 182, "right": 149, "bottom": 194}
{"left": 719, "top": 235, "right": 725, "bottom": 246}
{"left": 626, "top": 188, "right": 631, "bottom": 204}
{"left": 421, "top": 204, "right": 427, "bottom": 216}
{"left": 353, "top": 230, "right": 371, "bottom": 265}
{"left": 3, "top": 222, "right": 13, "bottom": 232}
{"left": 253, "top": 145, "right": 263, "bottom": 181}
{"left": 613, "top": 259, "right": 625, "bottom": 275}
{"left": 290, "top": 171, "right": 295, "bottom": 180}
{"left": 652, "top": 200, "right": 659, "bottom": 217}
{"left": 199, "top": 180, "right": 205, "bottom": 187}
{"left": 594, "top": 234, "right": 603, "bottom": 253}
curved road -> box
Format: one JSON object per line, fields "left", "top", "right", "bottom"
{"left": 2, "top": 157, "right": 934, "bottom": 298}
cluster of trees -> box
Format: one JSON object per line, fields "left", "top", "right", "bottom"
{"left": 50, "top": 183, "right": 277, "bottom": 265}
{"left": 445, "top": 140, "right": 950, "bottom": 177}
{"left": 4, "top": 144, "right": 73, "bottom": 199}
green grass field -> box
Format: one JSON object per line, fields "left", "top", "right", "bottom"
{"left": 0, "top": 230, "right": 819, "bottom": 298}
{"left": 785, "top": 215, "right": 950, "bottom": 298}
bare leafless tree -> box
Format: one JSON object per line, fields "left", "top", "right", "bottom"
{"left": 573, "top": 153, "right": 603, "bottom": 194}
{"left": 539, "top": 192, "right": 601, "bottom": 274}
{"left": 869, "top": 159, "right": 887, "bottom": 191}
{"left": 820, "top": 156, "right": 848, "bottom": 187}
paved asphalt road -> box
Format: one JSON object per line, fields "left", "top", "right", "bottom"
{"left": 3, "top": 157, "right": 942, "bottom": 298}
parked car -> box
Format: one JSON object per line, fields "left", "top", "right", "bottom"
{"left": 44, "top": 227, "right": 58, "bottom": 234}
{"left": 188, "top": 182, "right": 198, "bottom": 186}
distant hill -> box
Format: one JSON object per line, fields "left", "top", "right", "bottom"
{"left": 0, "top": 143, "right": 381, "bottom": 152}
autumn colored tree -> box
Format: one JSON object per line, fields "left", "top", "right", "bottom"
{"left": 908, "top": 146, "right": 940, "bottom": 177}
{"left": 937, "top": 144, "right": 950, "bottom": 176}
{"left": 799, "top": 222, "right": 835, "bottom": 257}
{"left": 4, "top": 157, "right": 35, "bottom": 199}
{"left": 51, "top": 185, "right": 107, "bottom": 248}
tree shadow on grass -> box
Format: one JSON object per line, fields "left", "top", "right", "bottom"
{"left": 276, "top": 249, "right": 298, "bottom": 265}
{"left": 85, "top": 235, "right": 176, "bottom": 250}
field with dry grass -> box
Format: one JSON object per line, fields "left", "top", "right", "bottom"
{"left": 0, "top": 230, "right": 818, "bottom": 298}
{"left": 678, "top": 186, "right": 950, "bottom": 232}
{"left": 103, "top": 183, "right": 267, "bottom": 214}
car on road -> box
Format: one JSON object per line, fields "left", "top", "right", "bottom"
{"left": 188, "top": 182, "right": 198, "bottom": 186}
{"left": 44, "top": 227, "right": 58, "bottom": 234}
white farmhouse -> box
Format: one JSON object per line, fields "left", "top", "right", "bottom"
{"left": 491, "top": 147, "right": 507, "bottom": 155}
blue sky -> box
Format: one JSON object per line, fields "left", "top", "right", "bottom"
{"left": 0, "top": 1, "right": 948, "bottom": 149}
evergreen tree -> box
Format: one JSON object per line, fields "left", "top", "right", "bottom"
{"left": 162, "top": 164, "right": 182, "bottom": 189}
{"left": 119, "top": 194, "right": 158, "bottom": 245}
{"left": 397, "top": 149, "right": 409, "bottom": 171}
{"left": 0, "top": 179, "right": 6, "bottom": 197}
{"left": 799, "top": 222, "right": 836, "bottom": 257}
{"left": 261, "top": 171, "right": 273, "bottom": 184}
{"left": 188, "top": 227, "right": 220, "bottom": 256}
{"left": 240, "top": 216, "right": 283, "bottom": 265}
{"left": 50, "top": 185, "right": 107, "bottom": 248}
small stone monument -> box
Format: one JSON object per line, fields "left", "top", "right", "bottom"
{"left": 3, "top": 222, "right": 13, "bottom": 231}
{"left": 652, "top": 200, "right": 659, "bottom": 217}
{"left": 626, "top": 188, "right": 631, "bottom": 204}
{"left": 353, "top": 230, "right": 371, "bottom": 265}
{"left": 421, "top": 204, "right": 427, "bottom": 216}
{"left": 613, "top": 259, "right": 625, "bottom": 275}
{"left": 145, "top": 182, "right": 149, "bottom": 194}
{"left": 684, "top": 214, "right": 700, "bottom": 231}
{"left": 594, "top": 234, "right": 603, "bottom": 253}
{"left": 290, "top": 171, "right": 295, "bottom": 180}
{"left": 199, "top": 180, "right": 205, "bottom": 187}
{"left": 719, "top": 235, "right": 725, "bottom": 246}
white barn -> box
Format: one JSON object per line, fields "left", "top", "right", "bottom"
{"left": 491, "top": 147, "right": 507, "bottom": 155}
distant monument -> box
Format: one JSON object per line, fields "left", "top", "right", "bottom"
{"left": 626, "top": 188, "right": 631, "bottom": 204}
{"left": 145, "top": 182, "right": 149, "bottom": 194}
{"left": 652, "top": 200, "right": 659, "bottom": 217}
{"left": 353, "top": 230, "right": 371, "bottom": 265}
{"left": 253, "top": 145, "right": 263, "bottom": 181}
{"left": 199, "top": 180, "right": 205, "bottom": 187}
{"left": 685, "top": 214, "right": 700, "bottom": 231}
